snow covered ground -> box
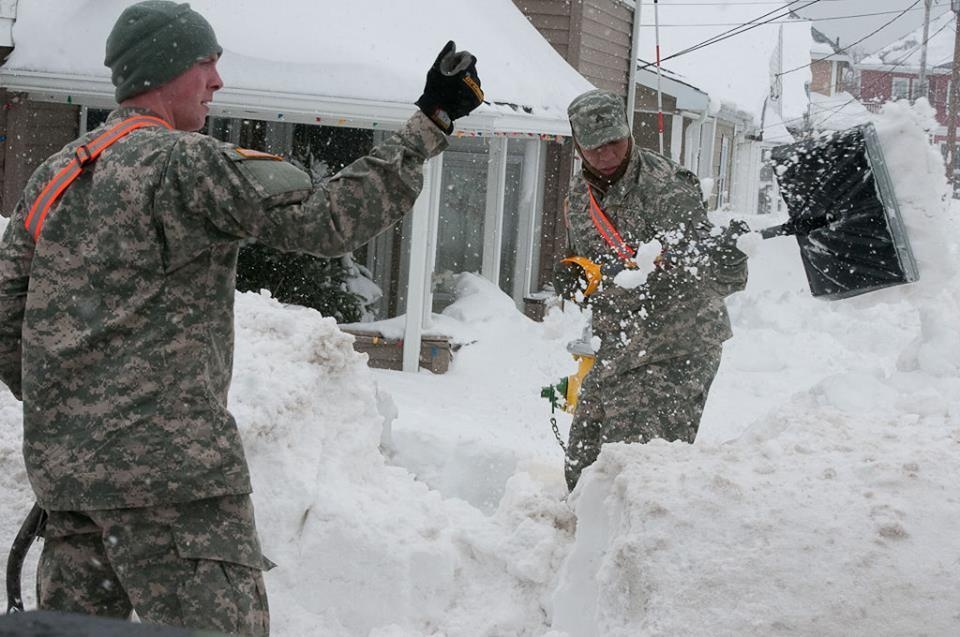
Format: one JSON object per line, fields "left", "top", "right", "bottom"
{"left": 1, "top": 103, "right": 959, "bottom": 636}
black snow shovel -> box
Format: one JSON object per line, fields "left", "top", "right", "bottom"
{"left": 761, "top": 122, "right": 919, "bottom": 300}
{"left": 6, "top": 502, "right": 47, "bottom": 613}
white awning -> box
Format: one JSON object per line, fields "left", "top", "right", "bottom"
{"left": 0, "top": 0, "right": 593, "bottom": 136}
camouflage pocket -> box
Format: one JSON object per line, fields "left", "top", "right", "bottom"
{"left": 175, "top": 556, "right": 269, "bottom": 637}
{"left": 172, "top": 528, "right": 272, "bottom": 572}
{"left": 223, "top": 147, "right": 312, "bottom": 201}
{"left": 170, "top": 498, "right": 276, "bottom": 573}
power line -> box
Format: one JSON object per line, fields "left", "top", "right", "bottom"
{"left": 650, "top": 7, "right": 926, "bottom": 28}
{"left": 659, "top": 1, "right": 857, "bottom": 5}
{"left": 763, "top": 17, "right": 954, "bottom": 133}
{"left": 776, "top": 0, "right": 923, "bottom": 78}
{"left": 638, "top": 0, "right": 824, "bottom": 71}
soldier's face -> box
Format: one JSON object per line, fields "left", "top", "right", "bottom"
{"left": 162, "top": 55, "right": 223, "bottom": 131}
{"left": 579, "top": 138, "right": 630, "bottom": 176}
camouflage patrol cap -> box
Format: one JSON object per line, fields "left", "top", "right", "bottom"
{"left": 568, "top": 89, "right": 632, "bottom": 149}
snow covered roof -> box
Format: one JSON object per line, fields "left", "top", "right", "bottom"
{"left": 760, "top": 98, "right": 794, "bottom": 145}
{"left": 861, "top": 9, "right": 955, "bottom": 70}
{"left": 0, "top": 0, "right": 594, "bottom": 136}
{"left": 635, "top": 60, "right": 710, "bottom": 113}
{"left": 636, "top": 1, "right": 812, "bottom": 123}
{"left": 808, "top": 91, "right": 871, "bottom": 131}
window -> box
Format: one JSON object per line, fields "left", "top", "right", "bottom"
{"left": 891, "top": 77, "right": 910, "bottom": 101}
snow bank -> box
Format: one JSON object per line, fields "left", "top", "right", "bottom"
{"left": 0, "top": 285, "right": 580, "bottom": 636}
{"left": 376, "top": 273, "right": 582, "bottom": 514}
{"left": 225, "top": 291, "right": 578, "bottom": 635}
{"left": 551, "top": 100, "right": 960, "bottom": 635}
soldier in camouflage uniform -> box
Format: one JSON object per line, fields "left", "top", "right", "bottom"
{"left": 0, "top": 2, "right": 482, "bottom": 634}
{"left": 558, "top": 89, "right": 748, "bottom": 491}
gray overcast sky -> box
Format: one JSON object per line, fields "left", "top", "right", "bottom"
{"left": 793, "top": 0, "right": 952, "bottom": 55}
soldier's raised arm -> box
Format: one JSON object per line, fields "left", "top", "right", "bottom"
{"left": 158, "top": 41, "right": 483, "bottom": 266}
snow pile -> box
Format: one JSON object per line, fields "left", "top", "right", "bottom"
{"left": 550, "top": 100, "right": 960, "bottom": 636}
{"left": 219, "top": 291, "right": 579, "bottom": 636}
{"left": 0, "top": 284, "right": 581, "bottom": 636}
{"left": 376, "top": 273, "right": 582, "bottom": 514}
{"left": 808, "top": 90, "right": 874, "bottom": 131}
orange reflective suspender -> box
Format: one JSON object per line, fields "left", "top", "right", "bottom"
{"left": 24, "top": 115, "right": 172, "bottom": 242}
{"left": 586, "top": 185, "right": 636, "bottom": 262}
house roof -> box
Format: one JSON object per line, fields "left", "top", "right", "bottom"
{"left": 0, "top": 0, "right": 593, "bottom": 136}
{"left": 860, "top": 9, "right": 955, "bottom": 70}
{"left": 635, "top": 60, "right": 710, "bottom": 113}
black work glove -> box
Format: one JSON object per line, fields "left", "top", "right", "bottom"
{"left": 416, "top": 40, "right": 484, "bottom": 134}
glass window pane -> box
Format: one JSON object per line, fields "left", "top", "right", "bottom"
{"left": 433, "top": 137, "right": 489, "bottom": 311}
{"left": 498, "top": 140, "right": 526, "bottom": 297}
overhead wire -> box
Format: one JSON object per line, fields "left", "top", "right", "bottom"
{"left": 638, "top": 0, "right": 824, "bottom": 72}
{"left": 662, "top": 1, "right": 856, "bottom": 5}
{"left": 814, "top": 18, "right": 954, "bottom": 129}
{"left": 776, "top": 0, "right": 923, "bottom": 78}
{"left": 760, "top": 16, "right": 954, "bottom": 133}
{"left": 653, "top": 7, "right": 926, "bottom": 28}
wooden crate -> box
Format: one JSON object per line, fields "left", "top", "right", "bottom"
{"left": 342, "top": 330, "right": 458, "bottom": 374}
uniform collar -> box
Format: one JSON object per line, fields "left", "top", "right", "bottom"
{"left": 105, "top": 106, "right": 169, "bottom": 126}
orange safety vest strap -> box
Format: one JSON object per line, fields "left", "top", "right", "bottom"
{"left": 24, "top": 115, "right": 172, "bottom": 241}
{"left": 586, "top": 185, "right": 636, "bottom": 262}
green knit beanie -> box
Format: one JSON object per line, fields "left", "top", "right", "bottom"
{"left": 104, "top": 1, "right": 222, "bottom": 103}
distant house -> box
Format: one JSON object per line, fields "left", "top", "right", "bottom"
{"left": 805, "top": 27, "right": 869, "bottom": 133}
{"left": 858, "top": 9, "right": 956, "bottom": 158}
{"left": 808, "top": 27, "right": 855, "bottom": 98}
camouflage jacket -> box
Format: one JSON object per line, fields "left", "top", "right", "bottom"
{"left": 564, "top": 146, "right": 748, "bottom": 378}
{"left": 0, "top": 107, "right": 446, "bottom": 510}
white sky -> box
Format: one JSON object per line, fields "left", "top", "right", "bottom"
{"left": 793, "top": 0, "right": 953, "bottom": 55}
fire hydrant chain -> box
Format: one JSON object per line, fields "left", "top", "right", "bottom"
{"left": 550, "top": 416, "right": 566, "bottom": 453}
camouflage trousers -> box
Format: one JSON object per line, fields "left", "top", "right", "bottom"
{"left": 37, "top": 494, "right": 271, "bottom": 636}
{"left": 565, "top": 349, "right": 722, "bottom": 490}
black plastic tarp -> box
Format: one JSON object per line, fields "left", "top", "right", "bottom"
{"left": 762, "top": 123, "right": 919, "bottom": 300}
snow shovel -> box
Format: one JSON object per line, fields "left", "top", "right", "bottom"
{"left": 6, "top": 503, "right": 47, "bottom": 613}
{"left": 761, "top": 122, "right": 919, "bottom": 300}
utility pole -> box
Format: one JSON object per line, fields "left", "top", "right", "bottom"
{"left": 946, "top": 1, "right": 960, "bottom": 186}
{"left": 626, "top": 0, "right": 643, "bottom": 131}
{"left": 918, "top": 0, "right": 932, "bottom": 101}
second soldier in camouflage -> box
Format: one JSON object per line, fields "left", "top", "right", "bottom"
{"left": 558, "top": 89, "right": 748, "bottom": 490}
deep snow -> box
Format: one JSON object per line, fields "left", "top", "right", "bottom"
{"left": 1, "top": 101, "right": 959, "bottom": 636}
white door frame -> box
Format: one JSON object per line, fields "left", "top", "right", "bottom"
{"left": 402, "top": 155, "right": 444, "bottom": 372}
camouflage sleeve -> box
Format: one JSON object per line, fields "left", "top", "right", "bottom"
{"left": 162, "top": 111, "right": 448, "bottom": 259}
{"left": 652, "top": 169, "right": 748, "bottom": 298}
{"left": 0, "top": 202, "right": 35, "bottom": 400}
